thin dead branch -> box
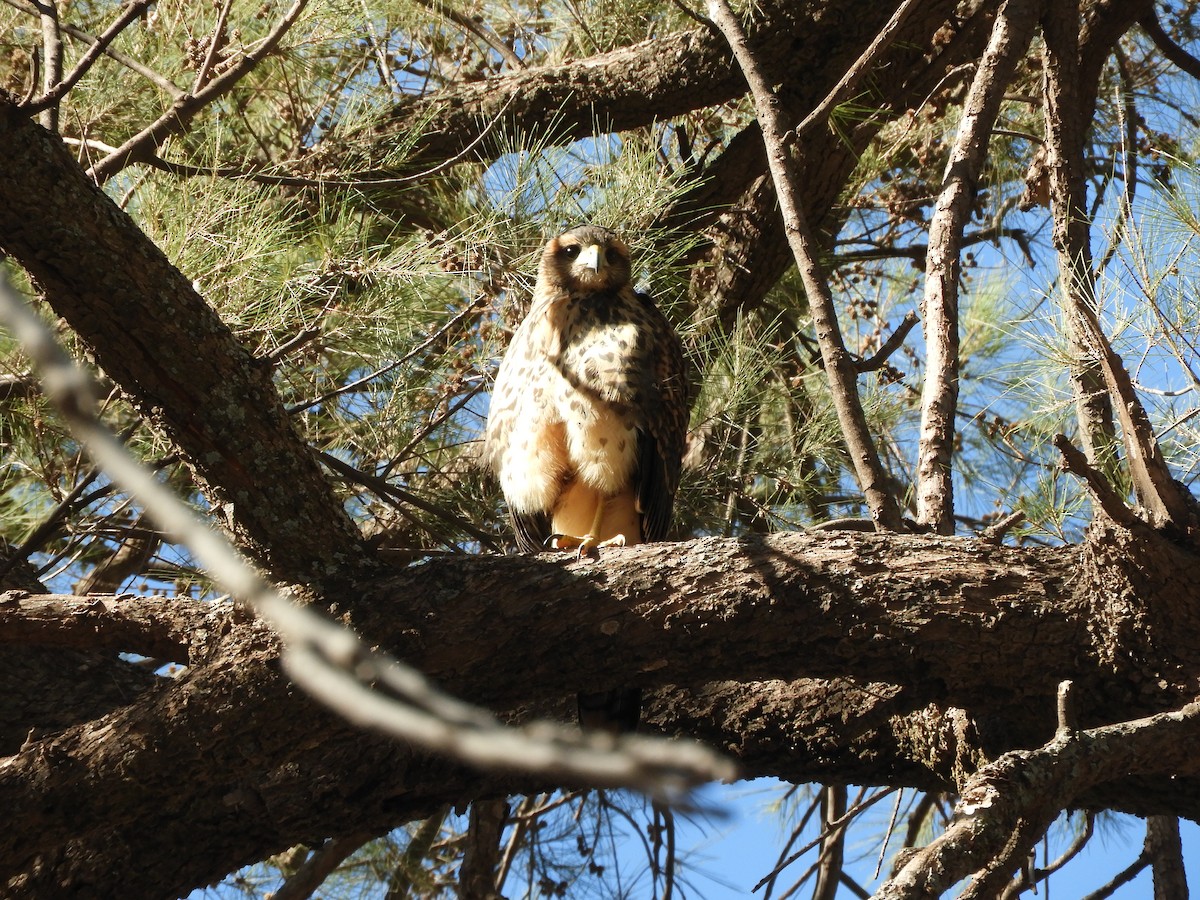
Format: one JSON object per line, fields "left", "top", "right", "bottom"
{"left": 706, "top": 0, "right": 902, "bottom": 531}
{"left": 916, "top": 0, "right": 1040, "bottom": 535}
{"left": 856, "top": 312, "right": 919, "bottom": 373}
{"left": 87, "top": 0, "right": 310, "bottom": 182}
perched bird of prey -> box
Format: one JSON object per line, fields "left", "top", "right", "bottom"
{"left": 483, "top": 224, "right": 689, "bottom": 730}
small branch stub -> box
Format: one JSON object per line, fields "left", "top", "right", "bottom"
{"left": 1056, "top": 679, "right": 1076, "bottom": 738}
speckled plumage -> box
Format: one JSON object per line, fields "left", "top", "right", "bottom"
{"left": 484, "top": 225, "right": 689, "bottom": 555}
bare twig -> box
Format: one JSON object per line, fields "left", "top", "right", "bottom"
{"left": 192, "top": 0, "right": 236, "bottom": 92}
{"left": 1, "top": 0, "right": 183, "bottom": 97}
{"left": 0, "top": 272, "right": 736, "bottom": 798}
{"left": 1042, "top": 1, "right": 1117, "bottom": 467}
{"left": 706, "top": 0, "right": 901, "bottom": 531}
{"left": 88, "top": 0, "right": 310, "bottom": 182}
{"left": 1055, "top": 678, "right": 1076, "bottom": 737}
{"left": 1078, "top": 852, "right": 1150, "bottom": 900}
{"left": 26, "top": 0, "right": 156, "bottom": 113}
{"left": 1092, "top": 48, "right": 1139, "bottom": 276}
{"left": 387, "top": 808, "right": 450, "bottom": 897}
{"left": 979, "top": 510, "right": 1025, "bottom": 545}
{"left": 793, "top": 0, "right": 922, "bottom": 139}
{"left": 916, "top": 0, "right": 1040, "bottom": 535}
{"left": 812, "top": 786, "right": 847, "bottom": 900}
{"left": 318, "top": 450, "right": 501, "bottom": 551}
{"left": 290, "top": 298, "right": 485, "bottom": 414}
{"left": 494, "top": 795, "right": 541, "bottom": 891}
{"left": 856, "top": 311, "right": 919, "bottom": 373}
{"left": 0, "top": 464, "right": 103, "bottom": 583}
{"left": 873, "top": 788, "right": 905, "bottom": 880}
{"left": 755, "top": 786, "right": 897, "bottom": 893}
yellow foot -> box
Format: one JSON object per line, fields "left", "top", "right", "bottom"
{"left": 548, "top": 532, "right": 627, "bottom": 559}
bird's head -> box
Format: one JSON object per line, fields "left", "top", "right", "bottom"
{"left": 539, "top": 225, "right": 632, "bottom": 294}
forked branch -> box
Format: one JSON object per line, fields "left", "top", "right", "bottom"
{"left": 1043, "top": 1, "right": 1195, "bottom": 535}
{"left": 875, "top": 692, "right": 1200, "bottom": 899}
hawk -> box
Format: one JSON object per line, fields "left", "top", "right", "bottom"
{"left": 483, "top": 224, "right": 689, "bottom": 729}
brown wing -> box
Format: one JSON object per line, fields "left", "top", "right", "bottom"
{"left": 632, "top": 290, "right": 689, "bottom": 543}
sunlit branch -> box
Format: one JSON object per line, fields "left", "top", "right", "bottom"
{"left": 25, "top": 0, "right": 156, "bottom": 113}
{"left": 1044, "top": 2, "right": 1195, "bottom": 534}
{"left": 32, "top": 0, "right": 61, "bottom": 131}
{"left": 88, "top": 0, "right": 311, "bottom": 182}
{"left": 0, "top": 0, "right": 184, "bottom": 98}
{"left": 705, "top": 0, "right": 902, "bottom": 531}
{"left": 916, "top": 0, "right": 1040, "bottom": 535}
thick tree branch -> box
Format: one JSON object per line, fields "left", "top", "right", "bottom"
{"left": 3, "top": 524, "right": 1200, "bottom": 896}
{"left": 1042, "top": 2, "right": 1118, "bottom": 466}
{"left": 315, "top": 0, "right": 969, "bottom": 179}
{"left": 0, "top": 593, "right": 203, "bottom": 662}
{"left": 0, "top": 272, "right": 734, "bottom": 806}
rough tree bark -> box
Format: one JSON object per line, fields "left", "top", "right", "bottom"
{"left": 5, "top": 524, "right": 1200, "bottom": 896}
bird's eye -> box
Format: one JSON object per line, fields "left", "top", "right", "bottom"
{"left": 605, "top": 247, "right": 623, "bottom": 264}
{"left": 560, "top": 245, "right": 580, "bottom": 259}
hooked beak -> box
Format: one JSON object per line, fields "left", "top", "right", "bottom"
{"left": 576, "top": 243, "right": 603, "bottom": 272}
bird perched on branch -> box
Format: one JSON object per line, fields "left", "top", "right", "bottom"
{"left": 483, "top": 224, "right": 689, "bottom": 730}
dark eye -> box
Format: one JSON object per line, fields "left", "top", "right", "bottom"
{"left": 605, "top": 247, "right": 622, "bottom": 264}
{"left": 560, "top": 245, "right": 580, "bottom": 259}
